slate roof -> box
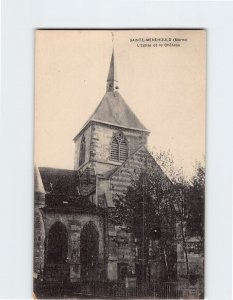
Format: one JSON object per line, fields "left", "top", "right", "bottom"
{"left": 74, "top": 91, "right": 149, "bottom": 141}
{"left": 39, "top": 167, "right": 79, "bottom": 196}
{"left": 39, "top": 167, "right": 96, "bottom": 196}
{"left": 91, "top": 91, "right": 149, "bottom": 131}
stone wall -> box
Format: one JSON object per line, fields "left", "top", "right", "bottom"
{"left": 106, "top": 225, "right": 136, "bottom": 281}
{"left": 74, "top": 125, "right": 92, "bottom": 170}
{"left": 91, "top": 123, "right": 147, "bottom": 166}
{"left": 41, "top": 210, "right": 106, "bottom": 282}
{"left": 74, "top": 122, "right": 148, "bottom": 174}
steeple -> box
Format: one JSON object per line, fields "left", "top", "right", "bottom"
{"left": 73, "top": 47, "right": 150, "bottom": 143}
{"left": 106, "top": 49, "right": 119, "bottom": 92}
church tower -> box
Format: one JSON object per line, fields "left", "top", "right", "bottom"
{"left": 73, "top": 50, "right": 150, "bottom": 175}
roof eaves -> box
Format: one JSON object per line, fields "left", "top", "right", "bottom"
{"left": 91, "top": 119, "right": 150, "bottom": 133}
{"left": 73, "top": 121, "right": 93, "bottom": 141}
{"left": 73, "top": 117, "right": 150, "bottom": 142}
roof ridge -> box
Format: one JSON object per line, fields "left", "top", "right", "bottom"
{"left": 91, "top": 119, "right": 150, "bottom": 132}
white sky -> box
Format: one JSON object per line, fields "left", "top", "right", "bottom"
{"left": 35, "top": 30, "right": 205, "bottom": 179}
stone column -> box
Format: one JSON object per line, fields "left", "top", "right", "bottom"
{"left": 34, "top": 208, "right": 45, "bottom": 278}
{"left": 68, "top": 223, "right": 81, "bottom": 282}
{"left": 107, "top": 229, "right": 118, "bottom": 281}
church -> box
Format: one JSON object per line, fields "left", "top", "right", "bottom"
{"left": 34, "top": 50, "right": 173, "bottom": 285}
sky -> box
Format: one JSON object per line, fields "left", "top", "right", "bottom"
{"left": 35, "top": 30, "right": 205, "bottom": 179}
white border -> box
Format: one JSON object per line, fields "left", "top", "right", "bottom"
{"left": 1, "top": 1, "right": 233, "bottom": 299}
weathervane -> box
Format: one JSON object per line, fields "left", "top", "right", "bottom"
{"left": 111, "top": 31, "right": 114, "bottom": 45}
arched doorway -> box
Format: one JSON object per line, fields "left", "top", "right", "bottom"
{"left": 80, "top": 222, "right": 99, "bottom": 281}
{"left": 44, "top": 222, "right": 69, "bottom": 283}
{"left": 47, "top": 222, "right": 68, "bottom": 263}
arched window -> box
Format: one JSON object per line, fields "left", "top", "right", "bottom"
{"left": 110, "top": 132, "right": 128, "bottom": 162}
{"left": 79, "top": 135, "right": 86, "bottom": 166}
{"left": 80, "top": 222, "right": 99, "bottom": 280}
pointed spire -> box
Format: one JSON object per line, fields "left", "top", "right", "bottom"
{"left": 34, "top": 165, "right": 45, "bottom": 194}
{"left": 106, "top": 49, "right": 119, "bottom": 92}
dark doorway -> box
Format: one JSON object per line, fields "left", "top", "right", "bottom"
{"left": 118, "top": 263, "right": 128, "bottom": 282}
{"left": 80, "top": 222, "right": 99, "bottom": 281}
{"left": 44, "top": 222, "right": 69, "bottom": 283}
{"left": 135, "top": 263, "right": 147, "bottom": 283}
{"left": 47, "top": 222, "right": 68, "bottom": 263}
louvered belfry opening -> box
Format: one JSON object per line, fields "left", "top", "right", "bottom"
{"left": 111, "top": 137, "right": 119, "bottom": 161}
{"left": 79, "top": 135, "right": 86, "bottom": 166}
{"left": 119, "top": 139, "right": 128, "bottom": 161}
{"left": 110, "top": 131, "right": 128, "bottom": 162}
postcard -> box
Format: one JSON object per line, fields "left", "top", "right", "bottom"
{"left": 34, "top": 29, "right": 205, "bottom": 299}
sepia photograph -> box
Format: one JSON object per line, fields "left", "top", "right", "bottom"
{"left": 34, "top": 29, "right": 205, "bottom": 299}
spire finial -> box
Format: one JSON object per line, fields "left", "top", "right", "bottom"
{"left": 106, "top": 34, "right": 119, "bottom": 92}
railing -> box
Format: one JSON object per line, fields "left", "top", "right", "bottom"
{"left": 79, "top": 281, "right": 182, "bottom": 299}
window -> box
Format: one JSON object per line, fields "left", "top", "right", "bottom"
{"left": 119, "top": 139, "right": 128, "bottom": 161}
{"left": 110, "top": 137, "right": 119, "bottom": 160}
{"left": 79, "top": 135, "right": 86, "bottom": 166}
{"left": 110, "top": 131, "right": 128, "bottom": 162}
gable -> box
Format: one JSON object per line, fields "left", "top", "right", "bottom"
{"left": 109, "top": 146, "right": 171, "bottom": 202}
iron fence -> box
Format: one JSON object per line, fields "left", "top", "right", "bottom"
{"left": 79, "top": 280, "right": 182, "bottom": 299}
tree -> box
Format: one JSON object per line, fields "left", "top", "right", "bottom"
{"left": 111, "top": 152, "right": 177, "bottom": 282}
{"left": 111, "top": 149, "right": 205, "bottom": 279}
{"left": 172, "top": 181, "right": 190, "bottom": 275}
{"left": 186, "top": 163, "right": 205, "bottom": 241}
{"left": 154, "top": 150, "right": 191, "bottom": 275}
{"left": 155, "top": 151, "right": 205, "bottom": 275}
